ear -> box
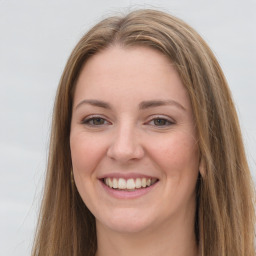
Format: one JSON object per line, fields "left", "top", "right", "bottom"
{"left": 199, "top": 156, "right": 206, "bottom": 178}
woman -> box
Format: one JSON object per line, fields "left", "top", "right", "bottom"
{"left": 32, "top": 9, "right": 255, "bottom": 256}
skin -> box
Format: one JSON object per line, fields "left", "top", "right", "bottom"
{"left": 70, "top": 46, "right": 200, "bottom": 256}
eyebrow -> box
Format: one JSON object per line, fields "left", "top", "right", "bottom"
{"left": 75, "top": 99, "right": 186, "bottom": 111}
{"left": 75, "top": 99, "right": 112, "bottom": 110}
{"left": 139, "top": 100, "right": 186, "bottom": 111}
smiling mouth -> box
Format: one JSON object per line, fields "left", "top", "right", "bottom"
{"left": 102, "top": 177, "right": 158, "bottom": 191}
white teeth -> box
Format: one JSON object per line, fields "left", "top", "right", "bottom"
{"left": 113, "top": 178, "right": 118, "bottom": 188}
{"left": 108, "top": 178, "right": 113, "bottom": 188}
{"left": 106, "top": 178, "right": 112, "bottom": 188}
{"left": 141, "top": 178, "right": 146, "bottom": 188}
{"left": 104, "top": 177, "right": 157, "bottom": 190}
{"left": 127, "top": 179, "right": 135, "bottom": 189}
{"left": 118, "top": 178, "right": 126, "bottom": 189}
{"left": 135, "top": 178, "right": 141, "bottom": 188}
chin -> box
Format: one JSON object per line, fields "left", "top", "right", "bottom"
{"left": 97, "top": 209, "right": 155, "bottom": 234}
{"left": 106, "top": 220, "right": 151, "bottom": 234}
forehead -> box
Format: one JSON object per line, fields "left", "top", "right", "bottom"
{"left": 79, "top": 45, "right": 173, "bottom": 81}
{"left": 74, "top": 46, "right": 191, "bottom": 110}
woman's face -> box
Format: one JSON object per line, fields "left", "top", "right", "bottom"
{"left": 70, "top": 46, "right": 200, "bottom": 234}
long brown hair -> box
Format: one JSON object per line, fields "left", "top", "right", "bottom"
{"left": 32, "top": 9, "right": 255, "bottom": 256}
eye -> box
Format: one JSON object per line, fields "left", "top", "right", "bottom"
{"left": 82, "top": 116, "right": 110, "bottom": 126}
{"left": 147, "top": 117, "right": 174, "bottom": 127}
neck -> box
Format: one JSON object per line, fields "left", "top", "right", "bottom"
{"left": 95, "top": 214, "right": 198, "bottom": 256}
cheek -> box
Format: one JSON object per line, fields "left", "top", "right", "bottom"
{"left": 147, "top": 131, "right": 199, "bottom": 178}
{"left": 70, "top": 133, "right": 108, "bottom": 208}
{"left": 70, "top": 132, "right": 107, "bottom": 176}
{"left": 152, "top": 132, "right": 200, "bottom": 211}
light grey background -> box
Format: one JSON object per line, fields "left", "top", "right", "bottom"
{"left": 0, "top": 0, "right": 255, "bottom": 255}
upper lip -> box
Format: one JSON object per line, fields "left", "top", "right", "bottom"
{"left": 98, "top": 173, "right": 159, "bottom": 180}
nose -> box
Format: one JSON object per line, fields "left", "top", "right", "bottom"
{"left": 107, "top": 123, "right": 144, "bottom": 163}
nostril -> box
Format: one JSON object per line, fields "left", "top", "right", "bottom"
{"left": 106, "top": 141, "right": 144, "bottom": 162}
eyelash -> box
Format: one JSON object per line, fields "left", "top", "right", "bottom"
{"left": 146, "top": 116, "right": 175, "bottom": 127}
{"left": 81, "top": 116, "right": 111, "bottom": 126}
{"left": 81, "top": 115, "right": 175, "bottom": 128}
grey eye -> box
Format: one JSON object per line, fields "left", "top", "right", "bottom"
{"left": 91, "top": 118, "right": 105, "bottom": 125}
{"left": 153, "top": 118, "right": 172, "bottom": 126}
{"left": 82, "top": 117, "right": 107, "bottom": 126}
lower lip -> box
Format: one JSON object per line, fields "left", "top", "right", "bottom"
{"left": 100, "top": 180, "right": 158, "bottom": 199}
